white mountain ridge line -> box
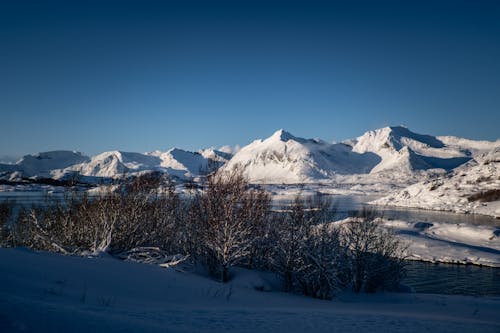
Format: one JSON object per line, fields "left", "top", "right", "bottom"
{"left": 1, "top": 126, "right": 499, "bottom": 217}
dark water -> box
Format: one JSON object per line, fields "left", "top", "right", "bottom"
{"left": 1, "top": 191, "right": 499, "bottom": 296}
{"left": 403, "top": 261, "right": 500, "bottom": 296}
{"left": 275, "top": 194, "right": 500, "bottom": 227}
{"left": 0, "top": 191, "right": 68, "bottom": 206}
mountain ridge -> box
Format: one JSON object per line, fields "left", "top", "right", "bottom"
{"left": 1, "top": 127, "right": 498, "bottom": 184}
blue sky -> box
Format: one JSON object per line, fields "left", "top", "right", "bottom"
{"left": 1, "top": 0, "right": 499, "bottom": 157}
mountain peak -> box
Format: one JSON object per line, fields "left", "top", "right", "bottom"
{"left": 269, "top": 129, "right": 299, "bottom": 142}
{"left": 271, "top": 129, "right": 292, "bottom": 141}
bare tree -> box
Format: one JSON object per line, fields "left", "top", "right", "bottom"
{"left": 194, "top": 165, "right": 270, "bottom": 282}
{"left": 271, "top": 194, "right": 336, "bottom": 294}
{"left": 111, "top": 172, "right": 181, "bottom": 252}
{"left": 341, "top": 208, "right": 407, "bottom": 293}
{"left": 12, "top": 173, "right": 182, "bottom": 256}
{"left": 296, "top": 224, "right": 348, "bottom": 299}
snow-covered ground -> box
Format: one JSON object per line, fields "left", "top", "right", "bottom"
{"left": 373, "top": 218, "right": 500, "bottom": 267}
{"left": 373, "top": 147, "right": 500, "bottom": 218}
{"left": 1, "top": 248, "right": 499, "bottom": 333}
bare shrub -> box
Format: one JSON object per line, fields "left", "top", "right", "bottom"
{"left": 270, "top": 195, "right": 345, "bottom": 298}
{"left": 270, "top": 196, "right": 313, "bottom": 291}
{"left": 193, "top": 166, "right": 271, "bottom": 282}
{"left": 110, "top": 173, "right": 182, "bottom": 253}
{"left": 0, "top": 201, "right": 14, "bottom": 246}
{"left": 467, "top": 189, "right": 500, "bottom": 202}
{"left": 12, "top": 173, "right": 183, "bottom": 256}
{"left": 296, "top": 224, "right": 348, "bottom": 299}
{"left": 13, "top": 191, "right": 121, "bottom": 254}
{"left": 341, "top": 208, "right": 407, "bottom": 293}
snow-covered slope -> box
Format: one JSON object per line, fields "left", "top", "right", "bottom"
{"left": 66, "top": 148, "right": 219, "bottom": 179}
{"left": 200, "top": 147, "right": 233, "bottom": 164}
{"left": 346, "top": 126, "right": 472, "bottom": 173}
{"left": 224, "top": 129, "right": 381, "bottom": 183}
{"left": 0, "top": 148, "right": 220, "bottom": 182}
{"left": 149, "top": 148, "right": 213, "bottom": 178}
{"left": 437, "top": 135, "right": 500, "bottom": 154}
{"left": 1, "top": 248, "right": 499, "bottom": 333}
{"left": 373, "top": 146, "right": 500, "bottom": 217}
{"left": 0, "top": 151, "right": 90, "bottom": 178}
{"left": 68, "top": 151, "right": 161, "bottom": 178}
{"left": 332, "top": 217, "right": 500, "bottom": 267}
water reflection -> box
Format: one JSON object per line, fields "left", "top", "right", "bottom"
{"left": 404, "top": 261, "right": 500, "bottom": 296}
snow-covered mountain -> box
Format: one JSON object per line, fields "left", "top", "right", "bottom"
{"left": 67, "top": 151, "right": 161, "bottom": 178}
{"left": 224, "top": 129, "right": 381, "bottom": 183}
{"left": 223, "top": 127, "right": 497, "bottom": 184}
{"left": 0, "top": 151, "right": 90, "bottom": 179}
{"left": 199, "top": 148, "right": 233, "bottom": 164}
{"left": 373, "top": 146, "right": 500, "bottom": 217}
{"left": 1, "top": 126, "right": 497, "bottom": 185}
{"left": 148, "top": 148, "right": 215, "bottom": 179}
{"left": 1, "top": 148, "right": 221, "bottom": 182}
{"left": 345, "top": 126, "right": 476, "bottom": 173}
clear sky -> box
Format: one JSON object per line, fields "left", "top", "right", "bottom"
{"left": 1, "top": 0, "right": 499, "bottom": 158}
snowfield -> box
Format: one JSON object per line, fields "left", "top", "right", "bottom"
{"left": 1, "top": 248, "right": 499, "bottom": 333}
{"left": 374, "top": 218, "right": 500, "bottom": 267}
{"left": 373, "top": 147, "right": 500, "bottom": 218}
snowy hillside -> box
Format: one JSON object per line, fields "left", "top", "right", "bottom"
{"left": 148, "top": 148, "right": 215, "bottom": 178}
{"left": 0, "top": 151, "right": 90, "bottom": 178}
{"left": 67, "top": 151, "right": 161, "bottom": 178}
{"left": 373, "top": 146, "right": 500, "bottom": 217}
{"left": 346, "top": 126, "right": 473, "bottom": 173}
{"left": 199, "top": 147, "right": 232, "bottom": 164}
{"left": 1, "top": 248, "right": 499, "bottom": 333}
{"left": 437, "top": 135, "right": 500, "bottom": 153}
{"left": 68, "top": 148, "right": 220, "bottom": 179}
{"left": 0, "top": 148, "right": 220, "bottom": 182}
{"left": 224, "top": 129, "right": 380, "bottom": 183}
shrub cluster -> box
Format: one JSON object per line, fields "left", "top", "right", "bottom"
{"left": 0, "top": 201, "right": 13, "bottom": 246}
{"left": 467, "top": 189, "right": 500, "bottom": 202}
{"left": 0, "top": 168, "right": 407, "bottom": 298}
